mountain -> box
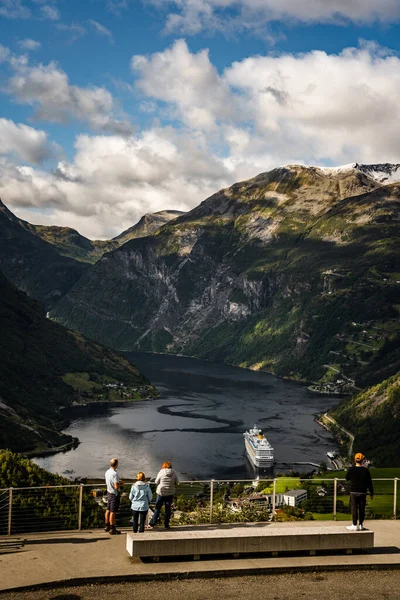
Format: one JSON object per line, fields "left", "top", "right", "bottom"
{"left": 0, "top": 200, "right": 184, "bottom": 306}
{"left": 113, "top": 210, "right": 185, "bottom": 245}
{"left": 25, "top": 223, "right": 118, "bottom": 264}
{"left": 51, "top": 163, "right": 400, "bottom": 389}
{"left": 0, "top": 271, "right": 157, "bottom": 453}
{"left": 27, "top": 210, "right": 184, "bottom": 263}
{"left": 0, "top": 199, "right": 87, "bottom": 307}
{"left": 329, "top": 372, "right": 400, "bottom": 465}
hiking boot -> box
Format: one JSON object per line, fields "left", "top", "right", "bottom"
{"left": 104, "top": 524, "right": 110, "bottom": 532}
{"left": 109, "top": 528, "right": 121, "bottom": 535}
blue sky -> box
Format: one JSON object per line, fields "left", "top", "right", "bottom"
{"left": 1, "top": 0, "right": 400, "bottom": 238}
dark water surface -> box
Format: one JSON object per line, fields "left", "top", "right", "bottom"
{"left": 34, "top": 353, "right": 340, "bottom": 480}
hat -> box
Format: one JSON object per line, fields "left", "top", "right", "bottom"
{"left": 354, "top": 452, "right": 365, "bottom": 462}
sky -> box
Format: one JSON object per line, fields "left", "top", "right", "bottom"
{"left": 1, "top": 0, "right": 400, "bottom": 239}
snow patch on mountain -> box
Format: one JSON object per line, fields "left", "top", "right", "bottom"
{"left": 354, "top": 163, "right": 400, "bottom": 184}
{"left": 317, "top": 163, "right": 356, "bottom": 175}
{"left": 315, "top": 162, "right": 400, "bottom": 184}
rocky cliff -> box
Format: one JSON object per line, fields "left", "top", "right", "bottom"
{"left": 113, "top": 210, "right": 185, "bottom": 245}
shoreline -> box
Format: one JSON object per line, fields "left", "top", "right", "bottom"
{"left": 126, "top": 350, "right": 312, "bottom": 388}
{"left": 25, "top": 395, "right": 156, "bottom": 461}
{"left": 28, "top": 354, "right": 343, "bottom": 472}
{"left": 24, "top": 438, "right": 80, "bottom": 458}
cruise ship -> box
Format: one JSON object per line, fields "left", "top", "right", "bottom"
{"left": 244, "top": 425, "right": 274, "bottom": 468}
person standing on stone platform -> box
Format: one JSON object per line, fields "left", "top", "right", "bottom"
{"left": 345, "top": 452, "right": 374, "bottom": 531}
{"left": 129, "top": 471, "right": 153, "bottom": 533}
{"left": 148, "top": 460, "right": 179, "bottom": 529}
{"left": 104, "top": 457, "right": 124, "bottom": 535}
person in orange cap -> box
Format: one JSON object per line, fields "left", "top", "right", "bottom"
{"left": 345, "top": 452, "right": 374, "bottom": 531}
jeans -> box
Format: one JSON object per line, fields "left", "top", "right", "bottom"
{"left": 149, "top": 494, "right": 173, "bottom": 527}
{"left": 132, "top": 509, "right": 148, "bottom": 533}
{"left": 350, "top": 492, "right": 366, "bottom": 525}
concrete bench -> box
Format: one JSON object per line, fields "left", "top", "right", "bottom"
{"left": 126, "top": 526, "right": 374, "bottom": 560}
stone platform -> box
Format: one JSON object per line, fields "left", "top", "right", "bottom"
{"left": 126, "top": 525, "right": 374, "bottom": 559}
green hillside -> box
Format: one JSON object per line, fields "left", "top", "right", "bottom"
{"left": 26, "top": 223, "right": 118, "bottom": 264}
{"left": 330, "top": 373, "right": 400, "bottom": 465}
{"left": 0, "top": 272, "right": 158, "bottom": 453}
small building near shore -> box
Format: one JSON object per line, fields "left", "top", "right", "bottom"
{"left": 283, "top": 489, "right": 308, "bottom": 507}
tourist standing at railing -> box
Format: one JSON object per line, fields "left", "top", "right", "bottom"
{"left": 129, "top": 472, "right": 152, "bottom": 533}
{"left": 104, "top": 458, "right": 124, "bottom": 535}
{"left": 148, "top": 461, "right": 179, "bottom": 529}
{"left": 345, "top": 452, "right": 374, "bottom": 531}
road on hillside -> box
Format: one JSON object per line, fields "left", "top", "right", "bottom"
{"left": 324, "top": 412, "right": 355, "bottom": 460}
{"left": 3, "top": 571, "right": 400, "bottom": 600}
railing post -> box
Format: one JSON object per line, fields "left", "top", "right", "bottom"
{"left": 272, "top": 479, "right": 277, "bottom": 519}
{"left": 333, "top": 478, "right": 337, "bottom": 521}
{"left": 7, "top": 487, "right": 13, "bottom": 536}
{"left": 394, "top": 478, "right": 398, "bottom": 520}
{"left": 78, "top": 484, "right": 84, "bottom": 530}
{"left": 209, "top": 480, "right": 214, "bottom": 523}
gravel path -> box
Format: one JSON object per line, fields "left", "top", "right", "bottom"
{"left": 2, "top": 570, "right": 400, "bottom": 600}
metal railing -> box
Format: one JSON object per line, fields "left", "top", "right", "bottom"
{"left": 1, "top": 477, "right": 398, "bottom": 536}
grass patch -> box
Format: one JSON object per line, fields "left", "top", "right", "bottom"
{"left": 312, "top": 512, "right": 350, "bottom": 521}
{"left": 62, "top": 372, "right": 102, "bottom": 392}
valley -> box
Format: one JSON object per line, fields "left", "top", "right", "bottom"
{"left": 0, "top": 162, "right": 399, "bottom": 466}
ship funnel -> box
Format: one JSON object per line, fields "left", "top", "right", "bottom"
{"left": 258, "top": 430, "right": 264, "bottom": 440}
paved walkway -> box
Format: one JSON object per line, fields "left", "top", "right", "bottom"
{"left": 1, "top": 520, "right": 400, "bottom": 592}
{"left": 3, "top": 571, "right": 400, "bottom": 600}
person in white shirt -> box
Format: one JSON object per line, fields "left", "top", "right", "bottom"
{"left": 104, "top": 458, "right": 124, "bottom": 535}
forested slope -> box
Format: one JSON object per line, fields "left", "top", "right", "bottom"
{"left": 0, "top": 272, "right": 157, "bottom": 453}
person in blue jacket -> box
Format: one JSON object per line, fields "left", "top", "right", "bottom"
{"left": 129, "top": 471, "right": 152, "bottom": 533}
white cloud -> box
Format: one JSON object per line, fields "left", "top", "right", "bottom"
{"left": 0, "top": 0, "right": 31, "bottom": 19}
{"left": 133, "top": 40, "right": 400, "bottom": 166}
{"left": 0, "top": 127, "right": 232, "bottom": 238}
{"left": 105, "top": 0, "right": 128, "bottom": 15}
{"left": 7, "top": 58, "right": 133, "bottom": 134}
{"left": 18, "top": 38, "right": 41, "bottom": 51}
{"left": 0, "top": 118, "right": 61, "bottom": 163}
{"left": 132, "top": 39, "right": 235, "bottom": 131}
{"left": 154, "top": 0, "right": 400, "bottom": 35}
{"left": 56, "top": 22, "right": 86, "bottom": 43}
{"left": 2, "top": 40, "right": 400, "bottom": 240}
{"left": 223, "top": 42, "right": 400, "bottom": 164}
{"left": 0, "top": 159, "right": 67, "bottom": 211}
{"left": 88, "top": 19, "right": 114, "bottom": 43}
{"left": 0, "top": 43, "right": 11, "bottom": 62}
{"left": 39, "top": 3, "right": 59, "bottom": 19}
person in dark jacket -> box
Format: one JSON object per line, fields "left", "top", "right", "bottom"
{"left": 148, "top": 461, "right": 179, "bottom": 529}
{"left": 345, "top": 452, "right": 374, "bottom": 531}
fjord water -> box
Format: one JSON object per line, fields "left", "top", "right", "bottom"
{"left": 34, "top": 353, "right": 339, "bottom": 480}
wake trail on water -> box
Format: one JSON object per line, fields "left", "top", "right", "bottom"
{"left": 157, "top": 403, "right": 243, "bottom": 428}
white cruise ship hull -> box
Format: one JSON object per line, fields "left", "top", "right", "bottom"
{"left": 245, "top": 440, "right": 274, "bottom": 467}
{"left": 244, "top": 430, "right": 274, "bottom": 468}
